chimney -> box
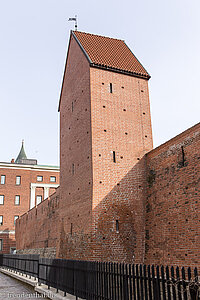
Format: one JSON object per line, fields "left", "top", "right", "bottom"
{"left": 11, "top": 159, "right": 15, "bottom": 163}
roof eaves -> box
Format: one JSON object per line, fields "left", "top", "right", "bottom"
{"left": 90, "top": 63, "right": 150, "bottom": 80}
{"left": 72, "top": 31, "right": 92, "bottom": 64}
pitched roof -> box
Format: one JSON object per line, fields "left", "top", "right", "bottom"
{"left": 15, "top": 140, "right": 27, "bottom": 163}
{"left": 73, "top": 31, "right": 150, "bottom": 79}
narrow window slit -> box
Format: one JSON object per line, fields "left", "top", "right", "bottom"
{"left": 110, "top": 83, "right": 113, "bottom": 93}
{"left": 113, "top": 151, "right": 116, "bottom": 163}
{"left": 116, "top": 220, "right": 119, "bottom": 233}
{"left": 181, "top": 146, "right": 186, "bottom": 166}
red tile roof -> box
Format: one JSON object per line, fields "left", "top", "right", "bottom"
{"left": 73, "top": 31, "right": 150, "bottom": 79}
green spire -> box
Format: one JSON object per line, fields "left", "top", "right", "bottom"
{"left": 15, "top": 140, "right": 27, "bottom": 163}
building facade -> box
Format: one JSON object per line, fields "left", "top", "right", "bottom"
{"left": 0, "top": 141, "right": 59, "bottom": 254}
{"left": 15, "top": 31, "right": 200, "bottom": 267}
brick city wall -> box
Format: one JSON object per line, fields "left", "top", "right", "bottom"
{"left": 15, "top": 187, "right": 60, "bottom": 253}
{"left": 145, "top": 122, "right": 200, "bottom": 267}
{"left": 15, "top": 122, "right": 200, "bottom": 266}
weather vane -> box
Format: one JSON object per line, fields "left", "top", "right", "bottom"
{"left": 68, "top": 15, "right": 77, "bottom": 31}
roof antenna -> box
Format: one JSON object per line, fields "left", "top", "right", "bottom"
{"left": 68, "top": 15, "right": 77, "bottom": 31}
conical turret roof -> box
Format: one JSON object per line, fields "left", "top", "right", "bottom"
{"left": 15, "top": 140, "right": 27, "bottom": 163}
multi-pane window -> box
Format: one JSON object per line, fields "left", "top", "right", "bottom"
{"left": 16, "top": 176, "right": 21, "bottom": 185}
{"left": 0, "top": 216, "right": 3, "bottom": 225}
{"left": 14, "top": 216, "right": 19, "bottom": 225}
{"left": 0, "top": 239, "right": 3, "bottom": 251}
{"left": 15, "top": 195, "right": 20, "bottom": 206}
{"left": 1, "top": 175, "right": 5, "bottom": 185}
{"left": 37, "top": 176, "right": 43, "bottom": 182}
{"left": 0, "top": 195, "right": 4, "bottom": 205}
{"left": 36, "top": 195, "right": 42, "bottom": 205}
{"left": 50, "top": 176, "right": 56, "bottom": 182}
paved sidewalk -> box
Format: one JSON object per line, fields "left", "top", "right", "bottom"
{"left": 0, "top": 272, "right": 48, "bottom": 299}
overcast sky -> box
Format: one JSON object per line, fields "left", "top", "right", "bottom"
{"left": 0, "top": 0, "right": 199, "bottom": 165}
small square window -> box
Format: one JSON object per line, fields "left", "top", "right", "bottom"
{"left": 0, "top": 239, "right": 3, "bottom": 251}
{"left": 1, "top": 175, "right": 5, "bottom": 185}
{"left": 37, "top": 176, "right": 43, "bottom": 182}
{"left": 50, "top": 176, "right": 56, "bottom": 182}
{"left": 15, "top": 195, "right": 20, "bottom": 206}
{"left": 0, "top": 195, "right": 4, "bottom": 205}
{"left": 10, "top": 247, "right": 16, "bottom": 254}
{"left": 16, "top": 176, "right": 21, "bottom": 185}
{"left": 14, "top": 216, "right": 19, "bottom": 225}
{"left": 36, "top": 195, "right": 42, "bottom": 205}
{"left": 0, "top": 216, "right": 3, "bottom": 225}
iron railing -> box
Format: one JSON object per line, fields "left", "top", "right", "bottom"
{"left": 0, "top": 254, "right": 199, "bottom": 299}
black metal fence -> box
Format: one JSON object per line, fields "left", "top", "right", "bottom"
{"left": 1, "top": 254, "right": 39, "bottom": 278}
{"left": 0, "top": 254, "right": 199, "bottom": 299}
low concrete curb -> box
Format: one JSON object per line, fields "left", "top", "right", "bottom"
{"left": 0, "top": 268, "right": 85, "bottom": 300}
{"left": 0, "top": 268, "right": 37, "bottom": 287}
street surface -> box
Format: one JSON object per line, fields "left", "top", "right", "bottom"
{"left": 0, "top": 272, "right": 48, "bottom": 299}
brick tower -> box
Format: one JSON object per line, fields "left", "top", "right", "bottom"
{"left": 58, "top": 31, "right": 153, "bottom": 263}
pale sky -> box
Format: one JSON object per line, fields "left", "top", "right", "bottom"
{"left": 0, "top": 0, "right": 199, "bottom": 166}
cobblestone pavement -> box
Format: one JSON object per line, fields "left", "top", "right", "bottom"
{"left": 0, "top": 272, "right": 47, "bottom": 299}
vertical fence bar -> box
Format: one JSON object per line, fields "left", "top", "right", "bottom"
{"left": 136, "top": 264, "right": 140, "bottom": 300}
{"left": 156, "top": 266, "right": 161, "bottom": 300}
{"left": 166, "top": 266, "right": 171, "bottom": 300}
{"left": 152, "top": 265, "right": 157, "bottom": 300}
{"left": 161, "top": 266, "right": 166, "bottom": 300}
{"left": 119, "top": 263, "right": 123, "bottom": 300}
{"left": 181, "top": 267, "right": 188, "bottom": 300}
{"left": 116, "top": 263, "right": 120, "bottom": 300}
{"left": 140, "top": 264, "right": 144, "bottom": 300}
{"left": 170, "top": 266, "right": 176, "bottom": 300}
{"left": 132, "top": 264, "right": 137, "bottom": 300}
{"left": 113, "top": 263, "right": 117, "bottom": 300}
{"left": 176, "top": 267, "right": 182, "bottom": 300}
{"left": 148, "top": 265, "right": 153, "bottom": 300}
{"left": 129, "top": 264, "right": 133, "bottom": 300}
{"left": 123, "top": 264, "right": 129, "bottom": 300}
{"left": 143, "top": 265, "right": 148, "bottom": 300}
{"left": 108, "top": 262, "right": 111, "bottom": 300}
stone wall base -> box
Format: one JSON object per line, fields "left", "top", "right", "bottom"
{"left": 17, "top": 247, "right": 56, "bottom": 259}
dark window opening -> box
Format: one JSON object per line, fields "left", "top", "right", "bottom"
{"left": 72, "top": 102, "right": 74, "bottom": 112}
{"left": 70, "top": 223, "right": 73, "bottom": 235}
{"left": 113, "top": 151, "right": 116, "bottom": 163}
{"left": 110, "top": 83, "right": 113, "bottom": 93}
{"left": 116, "top": 220, "right": 119, "bottom": 233}
{"left": 72, "top": 163, "right": 75, "bottom": 175}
